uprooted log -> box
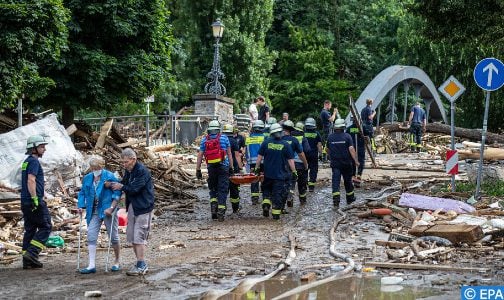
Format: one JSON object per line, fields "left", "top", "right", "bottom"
{"left": 458, "top": 147, "right": 504, "bottom": 160}
{"left": 380, "top": 122, "right": 504, "bottom": 144}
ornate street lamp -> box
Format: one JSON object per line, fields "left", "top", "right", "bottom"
{"left": 204, "top": 19, "right": 226, "bottom": 95}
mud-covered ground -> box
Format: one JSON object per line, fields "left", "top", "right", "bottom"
{"left": 1, "top": 163, "right": 503, "bottom": 299}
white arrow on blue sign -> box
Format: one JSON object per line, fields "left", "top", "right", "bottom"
{"left": 473, "top": 58, "right": 504, "bottom": 91}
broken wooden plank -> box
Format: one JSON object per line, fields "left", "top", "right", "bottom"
{"left": 399, "top": 193, "right": 475, "bottom": 213}
{"left": 117, "top": 138, "right": 147, "bottom": 148}
{"left": 65, "top": 124, "right": 77, "bottom": 136}
{"left": 55, "top": 170, "right": 69, "bottom": 198}
{"left": 365, "top": 262, "right": 489, "bottom": 273}
{"left": 189, "top": 235, "right": 235, "bottom": 241}
{"left": 95, "top": 118, "right": 114, "bottom": 149}
{"left": 408, "top": 224, "right": 484, "bottom": 244}
{"left": 375, "top": 240, "right": 410, "bottom": 249}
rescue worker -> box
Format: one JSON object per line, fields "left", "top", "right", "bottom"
{"left": 281, "top": 120, "right": 308, "bottom": 209}
{"left": 223, "top": 124, "right": 243, "bottom": 213}
{"left": 326, "top": 119, "right": 359, "bottom": 207}
{"left": 254, "top": 123, "right": 296, "bottom": 220}
{"left": 304, "top": 117, "right": 323, "bottom": 192}
{"left": 346, "top": 117, "right": 365, "bottom": 187}
{"left": 21, "top": 135, "right": 52, "bottom": 269}
{"left": 320, "top": 100, "right": 339, "bottom": 161}
{"left": 233, "top": 127, "right": 246, "bottom": 168}
{"left": 408, "top": 101, "right": 426, "bottom": 152}
{"left": 291, "top": 121, "right": 311, "bottom": 204}
{"left": 263, "top": 117, "right": 277, "bottom": 138}
{"left": 245, "top": 120, "right": 265, "bottom": 205}
{"left": 360, "top": 98, "right": 376, "bottom": 151}
{"left": 196, "top": 120, "right": 234, "bottom": 221}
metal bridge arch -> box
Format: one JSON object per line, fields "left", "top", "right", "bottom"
{"left": 345, "top": 65, "right": 447, "bottom": 124}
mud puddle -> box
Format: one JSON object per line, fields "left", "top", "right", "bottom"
{"left": 216, "top": 275, "right": 449, "bottom": 300}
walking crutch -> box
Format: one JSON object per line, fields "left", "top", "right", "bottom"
{"left": 77, "top": 212, "right": 83, "bottom": 271}
{"left": 105, "top": 207, "right": 118, "bottom": 272}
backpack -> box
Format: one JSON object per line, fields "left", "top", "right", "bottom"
{"left": 204, "top": 134, "right": 226, "bottom": 164}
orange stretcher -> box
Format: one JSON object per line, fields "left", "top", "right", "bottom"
{"left": 229, "top": 173, "right": 263, "bottom": 185}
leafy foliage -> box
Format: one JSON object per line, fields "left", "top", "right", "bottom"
{"left": 0, "top": 1, "right": 69, "bottom": 107}
{"left": 168, "top": 0, "right": 276, "bottom": 110}
{"left": 41, "top": 0, "right": 172, "bottom": 119}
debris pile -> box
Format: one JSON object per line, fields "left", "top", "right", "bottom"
{"left": 357, "top": 182, "right": 504, "bottom": 272}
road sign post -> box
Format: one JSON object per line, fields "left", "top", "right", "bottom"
{"left": 473, "top": 58, "right": 504, "bottom": 199}
{"left": 144, "top": 95, "right": 155, "bottom": 147}
{"left": 438, "top": 75, "right": 465, "bottom": 192}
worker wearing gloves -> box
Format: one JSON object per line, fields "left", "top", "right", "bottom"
{"left": 254, "top": 124, "right": 296, "bottom": 220}
{"left": 304, "top": 117, "right": 323, "bottom": 192}
{"left": 291, "top": 121, "right": 311, "bottom": 205}
{"left": 326, "top": 119, "right": 359, "bottom": 207}
{"left": 245, "top": 120, "right": 265, "bottom": 205}
{"left": 223, "top": 124, "right": 243, "bottom": 213}
{"left": 346, "top": 117, "right": 365, "bottom": 187}
{"left": 281, "top": 120, "right": 308, "bottom": 209}
{"left": 196, "top": 120, "right": 233, "bottom": 221}
{"left": 77, "top": 156, "right": 122, "bottom": 274}
{"left": 20, "top": 135, "right": 52, "bottom": 269}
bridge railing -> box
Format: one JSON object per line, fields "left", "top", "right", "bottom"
{"left": 76, "top": 114, "right": 217, "bottom": 146}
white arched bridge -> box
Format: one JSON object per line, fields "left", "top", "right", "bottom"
{"left": 346, "top": 65, "right": 447, "bottom": 125}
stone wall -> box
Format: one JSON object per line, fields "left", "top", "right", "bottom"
{"left": 193, "top": 94, "right": 235, "bottom": 123}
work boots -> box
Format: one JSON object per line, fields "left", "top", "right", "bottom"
{"left": 308, "top": 184, "right": 315, "bottom": 192}
{"left": 299, "top": 196, "right": 307, "bottom": 205}
{"left": 286, "top": 190, "right": 294, "bottom": 207}
{"left": 262, "top": 203, "right": 270, "bottom": 217}
{"left": 217, "top": 208, "right": 226, "bottom": 222}
{"left": 251, "top": 196, "right": 259, "bottom": 205}
{"left": 346, "top": 194, "right": 356, "bottom": 205}
{"left": 333, "top": 195, "right": 340, "bottom": 208}
{"left": 210, "top": 202, "right": 218, "bottom": 220}
{"left": 232, "top": 202, "right": 241, "bottom": 213}
{"left": 22, "top": 252, "right": 43, "bottom": 269}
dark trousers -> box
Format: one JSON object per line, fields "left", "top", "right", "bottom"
{"left": 294, "top": 165, "right": 308, "bottom": 198}
{"left": 410, "top": 122, "right": 422, "bottom": 146}
{"left": 22, "top": 202, "right": 52, "bottom": 256}
{"left": 262, "top": 177, "right": 286, "bottom": 216}
{"left": 249, "top": 163, "right": 263, "bottom": 198}
{"left": 228, "top": 167, "right": 240, "bottom": 204}
{"left": 351, "top": 147, "right": 365, "bottom": 176}
{"left": 307, "top": 154, "right": 319, "bottom": 183}
{"left": 331, "top": 161, "right": 354, "bottom": 196}
{"left": 208, "top": 164, "right": 230, "bottom": 209}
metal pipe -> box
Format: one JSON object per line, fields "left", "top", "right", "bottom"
{"left": 475, "top": 91, "right": 491, "bottom": 199}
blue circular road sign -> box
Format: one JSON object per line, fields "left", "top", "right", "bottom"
{"left": 473, "top": 58, "right": 504, "bottom": 91}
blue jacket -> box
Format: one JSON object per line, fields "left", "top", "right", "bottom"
{"left": 78, "top": 170, "right": 121, "bottom": 225}
{"left": 121, "top": 161, "right": 155, "bottom": 216}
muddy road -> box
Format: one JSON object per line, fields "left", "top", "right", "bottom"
{"left": 1, "top": 166, "right": 502, "bottom": 299}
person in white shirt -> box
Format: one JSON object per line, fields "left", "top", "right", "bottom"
{"left": 249, "top": 98, "right": 259, "bottom": 123}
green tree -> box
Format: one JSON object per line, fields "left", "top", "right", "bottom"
{"left": 0, "top": 1, "right": 69, "bottom": 107}
{"left": 399, "top": 0, "right": 504, "bottom": 131}
{"left": 168, "top": 0, "right": 276, "bottom": 109}
{"left": 41, "top": 0, "right": 172, "bottom": 125}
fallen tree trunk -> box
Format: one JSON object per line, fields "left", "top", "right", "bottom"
{"left": 458, "top": 147, "right": 504, "bottom": 160}
{"left": 380, "top": 122, "right": 504, "bottom": 144}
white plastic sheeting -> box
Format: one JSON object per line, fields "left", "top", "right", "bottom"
{"left": 0, "top": 113, "right": 83, "bottom": 193}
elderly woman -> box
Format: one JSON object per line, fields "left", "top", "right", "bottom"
{"left": 77, "top": 157, "right": 122, "bottom": 274}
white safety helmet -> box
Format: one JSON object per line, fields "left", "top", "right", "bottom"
{"left": 222, "top": 123, "right": 234, "bottom": 134}
{"left": 333, "top": 118, "right": 346, "bottom": 129}
{"left": 207, "top": 120, "right": 221, "bottom": 134}
{"left": 295, "top": 121, "right": 304, "bottom": 132}
{"left": 305, "top": 117, "right": 317, "bottom": 129}
{"left": 252, "top": 120, "right": 265, "bottom": 130}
